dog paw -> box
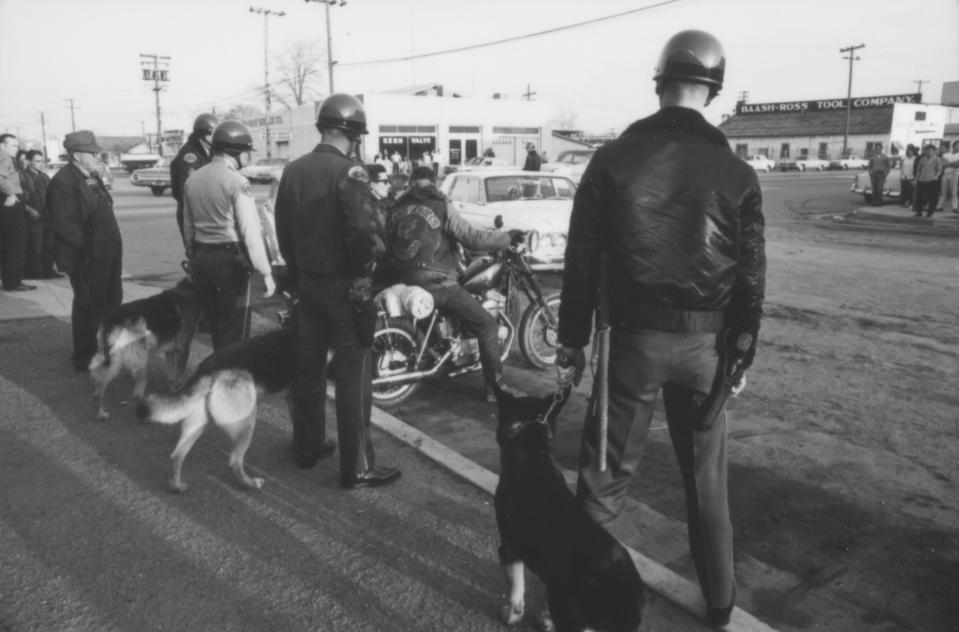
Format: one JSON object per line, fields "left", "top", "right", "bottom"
{"left": 249, "top": 477, "right": 265, "bottom": 490}
{"left": 169, "top": 480, "right": 188, "bottom": 494}
{"left": 96, "top": 410, "right": 110, "bottom": 421}
{"left": 502, "top": 603, "right": 524, "bottom": 626}
{"left": 534, "top": 610, "right": 555, "bottom": 632}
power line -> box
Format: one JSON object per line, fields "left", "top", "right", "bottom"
{"left": 338, "top": 0, "right": 687, "bottom": 67}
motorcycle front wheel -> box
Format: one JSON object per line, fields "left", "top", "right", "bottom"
{"left": 518, "top": 292, "right": 561, "bottom": 369}
{"left": 371, "top": 318, "right": 422, "bottom": 409}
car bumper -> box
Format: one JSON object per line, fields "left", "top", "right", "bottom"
{"left": 131, "top": 179, "right": 170, "bottom": 187}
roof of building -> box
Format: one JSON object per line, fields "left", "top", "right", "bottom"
{"left": 718, "top": 107, "right": 893, "bottom": 138}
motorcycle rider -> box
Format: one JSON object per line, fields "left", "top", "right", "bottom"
{"left": 383, "top": 165, "right": 527, "bottom": 402}
{"left": 171, "top": 113, "right": 217, "bottom": 238}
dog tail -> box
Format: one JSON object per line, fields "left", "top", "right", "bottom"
{"left": 89, "top": 326, "right": 110, "bottom": 370}
{"left": 136, "top": 374, "right": 213, "bottom": 424}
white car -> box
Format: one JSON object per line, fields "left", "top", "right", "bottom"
{"left": 542, "top": 149, "right": 595, "bottom": 185}
{"left": 439, "top": 170, "right": 576, "bottom": 271}
{"left": 240, "top": 158, "right": 289, "bottom": 183}
{"left": 779, "top": 156, "right": 831, "bottom": 171}
{"left": 829, "top": 155, "right": 869, "bottom": 170}
{"left": 744, "top": 155, "right": 776, "bottom": 172}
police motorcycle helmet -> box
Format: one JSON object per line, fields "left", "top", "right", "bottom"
{"left": 653, "top": 29, "right": 725, "bottom": 102}
{"left": 211, "top": 120, "right": 254, "bottom": 166}
{"left": 315, "top": 93, "right": 369, "bottom": 138}
{"left": 193, "top": 113, "right": 218, "bottom": 136}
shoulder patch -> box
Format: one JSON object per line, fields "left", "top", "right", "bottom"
{"left": 184, "top": 153, "right": 198, "bottom": 164}
{"left": 348, "top": 165, "right": 370, "bottom": 183}
{"left": 240, "top": 180, "right": 254, "bottom": 197}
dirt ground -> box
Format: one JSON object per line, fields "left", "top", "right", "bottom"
{"left": 685, "top": 214, "right": 959, "bottom": 631}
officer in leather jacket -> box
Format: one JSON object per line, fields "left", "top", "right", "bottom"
{"left": 556, "top": 30, "right": 766, "bottom": 628}
{"left": 171, "top": 113, "right": 216, "bottom": 238}
{"left": 384, "top": 165, "right": 527, "bottom": 402}
{"left": 275, "top": 93, "right": 400, "bottom": 489}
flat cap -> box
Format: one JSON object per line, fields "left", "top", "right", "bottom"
{"left": 63, "top": 130, "right": 102, "bottom": 153}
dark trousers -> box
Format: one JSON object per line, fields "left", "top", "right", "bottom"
{"left": 576, "top": 328, "right": 734, "bottom": 611}
{"left": 869, "top": 172, "right": 887, "bottom": 206}
{"left": 900, "top": 179, "right": 914, "bottom": 206}
{"left": 175, "top": 200, "right": 185, "bottom": 239}
{"left": 191, "top": 247, "right": 252, "bottom": 350}
{"left": 428, "top": 282, "right": 502, "bottom": 385}
{"left": 69, "top": 251, "right": 123, "bottom": 367}
{"left": 25, "top": 217, "right": 54, "bottom": 278}
{"left": 295, "top": 274, "right": 376, "bottom": 482}
{"left": 915, "top": 181, "right": 940, "bottom": 216}
{"left": 1, "top": 201, "right": 28, "bottom": 289}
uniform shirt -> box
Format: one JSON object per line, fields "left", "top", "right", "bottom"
{"left": 170, "top": 134, "right": 212, "bottom": 204}
{"left": 183, "top": 156, "right": 271, "bottom": 277}
{"left": 0, "top": 150, "right": 23, "bottom": 197}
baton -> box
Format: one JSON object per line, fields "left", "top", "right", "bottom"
{"left": 695, "top": 332, "right": 753, "bottom": 432}
{"left": 240, "top": 272, "right": 254, "bottom": 340}
{"left": 595, "top": 253, "right": 610, "bottom": 472}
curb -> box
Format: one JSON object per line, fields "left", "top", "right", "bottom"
{"left": 849, "top": 206, "right": 959, "bottom": 228}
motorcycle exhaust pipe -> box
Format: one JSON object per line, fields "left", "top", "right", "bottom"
{"left": 372, "top": 349, "right": 454, "bottom": 386}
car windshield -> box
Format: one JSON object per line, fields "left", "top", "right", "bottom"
{"left": 555, "top": 151, "right": 594, "bottom": 164}
{"left": 484, "top": 176, "right": 574, "bottom": 202}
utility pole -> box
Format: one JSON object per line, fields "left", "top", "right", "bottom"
{"left": 840, "top": 43, "right": 864, "bottom": 159}
{"left": 139, "top": 53, "right": 171, "bottom": 156}
{"left": 913, "top": 79, "right": 927, "bottom": 99}
{"left": 305, "top": 0, "right": 346, "bottom": 95}
{"left": 250, "top": 7, "right": 285, "bottom": 159}
{"left": 737, "top": 90, "right": 749, "bottom": 103}
{"left": 523, "top": 84, "right": 537, "bottom": 101}
{"left": 39, "top": 112, "right": 48, "bottom": 160}
{"left": 64, "top": 99, "right": 78, "bottom": 132}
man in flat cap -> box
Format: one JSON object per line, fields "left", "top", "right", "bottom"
{"left": 48, "top": 130, "right": 123, "bottom": 371}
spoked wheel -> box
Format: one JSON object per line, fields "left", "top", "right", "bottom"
{"left": 371, "top": 318, "right": 422, "bottom": 409}
{"left": 518, "top": 292, "right": 561, "bottom": 369}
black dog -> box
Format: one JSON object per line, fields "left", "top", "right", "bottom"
{"left": 493, "top": 385, "right": 645, "bottom": 632}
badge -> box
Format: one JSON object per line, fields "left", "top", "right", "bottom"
{"left": 240, "top": 181, "right": 254, "bottom": 197}
{"left": 348, "top": 165, "right": 369, "bottom": 183}
{"left": 184, "top": 153, "right": 197, "bottom": 164}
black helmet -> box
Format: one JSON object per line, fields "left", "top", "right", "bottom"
{"left": 193, "top": 113, "right": 218, "bottom": 135}
{"left": 211, "top": 120, "right": 253, "bottom": 154}
{"left": 315, "top": 93, "right": 368, "bottom": 137}
{"left": 653, "top": 29, "right": 725, "bottom": 96}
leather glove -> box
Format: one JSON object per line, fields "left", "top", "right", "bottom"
{"left": 555, "top": 346, "right": 586, "bottom": 387}
{"left": 723, "top": 326, "right": 758, "bottom": 371}
{"left": 507, "top": 229, "right": 528, "bottom": 246}
{"left": 349, "top": 276, "right": 373, "bottom": 304}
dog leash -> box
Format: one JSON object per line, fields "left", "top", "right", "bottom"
{"left": 536, "top": 385, "right": 572, "bottom": 424}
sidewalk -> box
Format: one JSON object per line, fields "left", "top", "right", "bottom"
{"left": 0, "top": 278, "right": 775, "bottom": 631}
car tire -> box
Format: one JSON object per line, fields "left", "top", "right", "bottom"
{"left": 150, "top": 186, "right": 165, "bottom": 196}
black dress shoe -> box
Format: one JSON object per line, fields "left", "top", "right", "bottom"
{"left": 342, "top": 466, "right": 401, "bottom": 489}
{"left": 296, "top": 440, "right": 337, "bottom": 469}
{"left": 5, "top": 284, "right": 37, "bottom": 291}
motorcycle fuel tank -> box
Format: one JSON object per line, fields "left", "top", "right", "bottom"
{"left": 461, "top": 258, "right": 505, "bottom": 293}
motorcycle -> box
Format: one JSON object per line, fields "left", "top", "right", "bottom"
{"left": 370, "top": 244, "right": 561, "bottom": 408}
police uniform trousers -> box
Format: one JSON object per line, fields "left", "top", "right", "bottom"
{"left": 294, "top": 273, "right": 376, "bottom": 483}
{"left": 1, "top": 200, "right": 28, "bottom": 290}
{"left": 68, "top": 241, "right": 123, "bottom": 368}
{"left": 576, "top": 328, "right": 735, "bottom": 611}
{"left": 191, "top": 243, "right": 252, "bottom": 350}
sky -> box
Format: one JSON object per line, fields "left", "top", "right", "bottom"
{"left": 1, "top": 0, "right": 957, "bottom": 146}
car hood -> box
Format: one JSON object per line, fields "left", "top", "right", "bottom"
{"left": 132, "top": 167, "right": 168, "bottom": 177}
{"left": 479, "top": 200, "right": 572, "bottom": 232}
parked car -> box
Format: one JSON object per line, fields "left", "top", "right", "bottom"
{"left": 439, "top": 170, "right": 576, "bottom": 271}
{"left": 744, "top": 155, "right": 776, "bottom": 172}
{"left": 447, "top": 156, "right": 509, "bottom": 174}
{"left": 130, "top": 157, "right": 173, "bottom": 196}
{"left": 240, "top": 158, "right": 289, "bottom": 184}
{"left": 778, "top": 156, "right": 830, "bottom": 171}
{"left": 541, "top": 148, "right": 596, "bottom": 185}
{"left": 851, "top": 170, "right": 901, "bottom": 203}
{"left": 829, "top": 155, "right": 869, "bottom": 170}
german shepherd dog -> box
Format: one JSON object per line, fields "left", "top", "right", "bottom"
{"left": 136, "top": 327, "right": 298, "bottom": 493}
{"left": 90, "top": 281, "right": 201, "bottom": 420}
{"left": 493, "top": 384, "right": 645, "bottom": 632}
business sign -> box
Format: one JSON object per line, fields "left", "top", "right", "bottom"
{"left": 141, "top": 69, "right": 170, "bottom": 82}
{"left": 259, "top": 130, "right": 291, "bottom": 141}
{"left": 736, "top": 93, "right": 921, "bottom": 115}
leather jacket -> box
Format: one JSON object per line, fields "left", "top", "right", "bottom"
{"left": 559, "top": 106, "right": 766, "bottom": 348}
{"left": 170, "top": 133, "right": 212, "bottom": 204}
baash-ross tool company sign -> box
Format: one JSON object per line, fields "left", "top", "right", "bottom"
{"left": 736, "top": 93, "right": 921, "bottom": 115}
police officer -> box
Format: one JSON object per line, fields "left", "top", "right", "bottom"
{"left": 274, "top": 93, "right": 400, "bottom": 488}
{"left": 556, "top": 30, "right": 766, "bottom": 628}
{"left": 522, "top": 142, "right": 541, "bottom": 172}
{"left": 183, "top": 120, "right": 275, "bottom": 351}
{"left": 48, "top": 131, "right": 124, "bottom": 370}
{"left": 171, "top": 113, "right": 217, "bottom": 238}
{"left": 384, "top": 165, "right": 527, "bottom": 402}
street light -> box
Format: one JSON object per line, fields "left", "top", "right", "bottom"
{"left": 305, "top": 0, "right": 347, "bottom": 95}
{"left": 250, "top": 6, "right": 285, "bottom": 159}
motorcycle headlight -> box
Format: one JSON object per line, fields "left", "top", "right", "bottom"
{"left": 527, "top": 230, "right": 540, "bottom": 253}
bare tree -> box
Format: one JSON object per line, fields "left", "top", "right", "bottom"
{"left": 550, "top": 109, "right": 580, "bottom": 132}
{"left": 271, "top": 39, "right": 326, "bottom": 108}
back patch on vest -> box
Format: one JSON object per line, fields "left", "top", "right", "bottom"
{"left": 390, "top": 204, "right": 441, "bottom": 263}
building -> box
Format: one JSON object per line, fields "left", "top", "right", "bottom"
{"left": 719, "top": 91, "right": 959, "bottom": 161}
{"left": 242, "top": 87, "right": 555, "bottom": 168}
